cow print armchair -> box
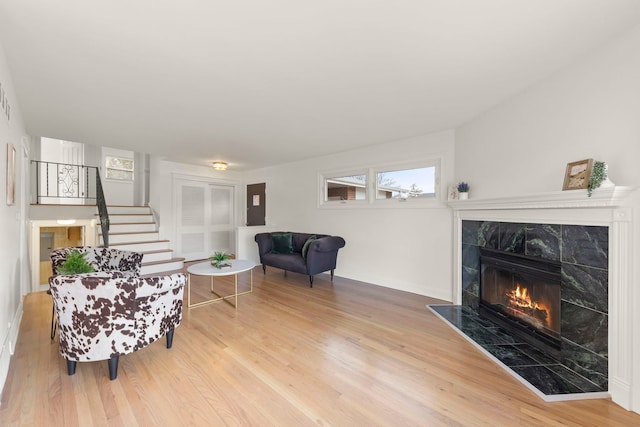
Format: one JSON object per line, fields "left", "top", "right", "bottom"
{"left": 50, "top": 246, "right": 143, "bottom": 276}
{"left": 48, "top": 246, "right": 144, "bottom": 340}
{"left": 48, "top": 271, "right": 186, "bottom": 380}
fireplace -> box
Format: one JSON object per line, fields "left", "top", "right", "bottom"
{"left": 479, "top": 248, "right": 562, "bottom": 354}
{"left": 452, "top": 189, "right": 632, "bottom": 406}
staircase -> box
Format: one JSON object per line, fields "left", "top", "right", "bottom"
{"left": 97, "top": 206, "right": 185, "bottom": 276}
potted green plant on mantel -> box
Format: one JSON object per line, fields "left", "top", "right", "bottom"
{"left": 209, "top": 251, "right": 232, "bottom": 268}
{"left": 588, "top": 160, "right": 612, "bottom": 197}
{"left": 457, "top": 182, "right": 470, "bottom": 200}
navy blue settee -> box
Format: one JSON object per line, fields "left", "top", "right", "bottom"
{"left": 255, "top": 232, "right": 346, "bottom": 287}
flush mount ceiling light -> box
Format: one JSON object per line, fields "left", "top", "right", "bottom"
{"left": 212, "top": 161, "right": 228, "bottom": 171}
{"left": 56, "top": 219, "right": 76, "bottom": 225}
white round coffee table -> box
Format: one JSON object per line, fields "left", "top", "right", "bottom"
{"left": 186, "top": 259, "right": 256, "bottom": 308}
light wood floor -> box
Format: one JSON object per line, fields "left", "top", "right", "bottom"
{"left": 2, "top": 265, "right": 640, "bottom": 426}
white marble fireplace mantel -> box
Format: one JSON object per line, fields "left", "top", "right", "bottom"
{"left": 448, "top": 185, "right": 638, "bottom": 411}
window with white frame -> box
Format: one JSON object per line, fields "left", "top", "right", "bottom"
{"left": 105, "top": 156, "right": 134, "bottom": 181}
{"left": 320, "top": 158, "right": 440, "bottom": 207}
{"left": 375, "top": 165, "right": 436, "bottom": 200}
{"left": 322, "top": 171, "right": 369, "bottom": 203}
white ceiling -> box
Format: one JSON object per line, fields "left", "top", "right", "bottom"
{"left": 1, "top": 1, "right": 640, "bottom": 171}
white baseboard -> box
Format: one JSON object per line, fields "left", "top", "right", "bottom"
{"left": 0, "top": 300, "right": 23, "bottom": 407}
{"left": 609, "top": 377, "right": 632, "bottom": 411}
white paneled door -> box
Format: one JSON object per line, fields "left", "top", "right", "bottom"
{"left": 175, "top": 179, "right": 235, "bottom": 261}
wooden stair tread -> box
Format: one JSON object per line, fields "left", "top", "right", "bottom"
{"left": 98, "top": 222, "right": 156, "bottom": 225}
{"left": 99, "top": 231, "right": 158, "bottom": 236}
{"left": 31, "top": 203, "right": 97, "bottom": 206}
{"left": 141, "top": 249, "right": 174, "bottom": 254}
{"left": 107, "top": 240, "right": 171, "bottom": 246}
{"left": 142, "top": 257, "right": 186, "bottom": 266}
{"left": 95, "top": 213, "right": 152, "bottom": 216}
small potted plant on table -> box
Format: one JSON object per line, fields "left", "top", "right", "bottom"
{"left": 209, "top": 251, "right": 232, "bottom": 268}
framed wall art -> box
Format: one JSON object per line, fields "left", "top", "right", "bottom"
{"left": 563, "top": 159, "right": 593, "bottom": 191}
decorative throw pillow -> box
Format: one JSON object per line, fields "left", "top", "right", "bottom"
{"left": 271, "top": 232, "right": 294, "bottom": 254}
{"left": 301, "top": 235, "right": 317, "bottom": 260}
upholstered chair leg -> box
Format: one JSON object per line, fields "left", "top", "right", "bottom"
{"left": 166, "top": 329, "right": 175, "bottom": 349}
{"left": 50, "top": 304, "right": 57, "bottom": 340}
{"left": 108, "top": 356, "right": 119, "bottom": 380}
{"left": 47, "top": 289, "right": 56, "bottom": 340}
{"left": 262, "top": 264, "right": 266, "bottom": 274}
{"left": 331, "top": 269, "right": 335, "bottom": 281}
{"left": 66, "top": 360, "right": 77, "bottom": 376}
{"left": 309, "top": 275, "right": 314, "bottom": 287}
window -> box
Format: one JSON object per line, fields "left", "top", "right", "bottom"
{"left": 375, "top": 166, "right": 436, "bottom": 200}
{"left": 320, "top": 158, "right": 441, "bottom": 208}
{"left": 105, "top": 156, "right": 134, "bottom": 181}
{"left": 324, "top": 173, "right": 368, "bottom": 202}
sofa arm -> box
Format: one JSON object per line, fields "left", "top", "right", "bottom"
{"left": 135, "top": 273, "right": 186, "bottom": 347}
{"left": 50, "top": 246, "right": 143, "bottom": 276}
{"left": 136, "top": 273, "right": 186, "bottom": 298}
{"left": 96, "top": 248, "right": 143, "bottom": 275}
{"left": 305, "top": 236, "right": 346, "bottom": 276}
{"left": 50, "top": 247, "right": 73, "bottom": 275}
{"left": 255, "top": 233, "right": 274, "bottom": 256}
{"left": 309, "top": 236, "right": 346, "bottom": 253}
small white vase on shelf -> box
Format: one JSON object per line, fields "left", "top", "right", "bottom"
{"left": 458, "top": 192, "right": 469, "bottom": 200}
{"left": 600, "top": 165, "right": 615, "bottom": 189}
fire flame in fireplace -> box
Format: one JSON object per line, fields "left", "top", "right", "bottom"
{"left": 509, "top": 285, "right": 539, "bottom": 309}
{"left": 506, "top": 284, "right": 551, "bottom": 329}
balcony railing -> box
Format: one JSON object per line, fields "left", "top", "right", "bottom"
{"left": 31, "top": 160, "right": 110, "bottom": 247}
{"left": 31, "top": 160, "right": 98, "bottom": 203}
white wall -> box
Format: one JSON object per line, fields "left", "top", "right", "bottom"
{"left": 243, "top": 130, "right": 455, "bottom": 300}
{"left": 0, "top": 39, "right": 28, "bottom": 402}
{"left": 101, "top": 147, "right": 134, "bottom": 206}
{"left": 456, "top": 24, "right": 640, "bottom": 197}
{"left": 133, "top": 152, "right": 149, "bottom": 206}
{"left": 455, "top": 23, "right": 640, "bottom": 413}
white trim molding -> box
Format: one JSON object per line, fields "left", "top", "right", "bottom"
{"left": 448, "top": 186, "right": 636, "bottom": 211}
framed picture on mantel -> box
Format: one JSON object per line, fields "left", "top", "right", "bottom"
{"left": 563, "top": 158, "right": 593, "bottom": 191}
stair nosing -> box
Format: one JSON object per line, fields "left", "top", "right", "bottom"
{"left": 142, "top": 249, "right": 174, "bottom": 254}
{"left": 142, "top": 257, "right": 186, "bottom": 267}
{"left": 99, "top": 231, "right": 158, "bottom": 236}
{"left": 95, "top": 213, "right": 153, "bottom": 216}
{"left": 98, "top": 222, "right": 156, "bottom": 225}
{"left": 107, "top": 240, "right": 171, "bottom": 246}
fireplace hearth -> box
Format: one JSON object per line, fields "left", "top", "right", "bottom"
{"left": 479, "top": 248, "right": 561, "bottom": 355}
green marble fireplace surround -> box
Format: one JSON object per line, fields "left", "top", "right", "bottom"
{"left": 460, "top": 220, "right": 608, "bottom": 392}
{"left": 447, "top": 187, "right": 636, "bottom": 407}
